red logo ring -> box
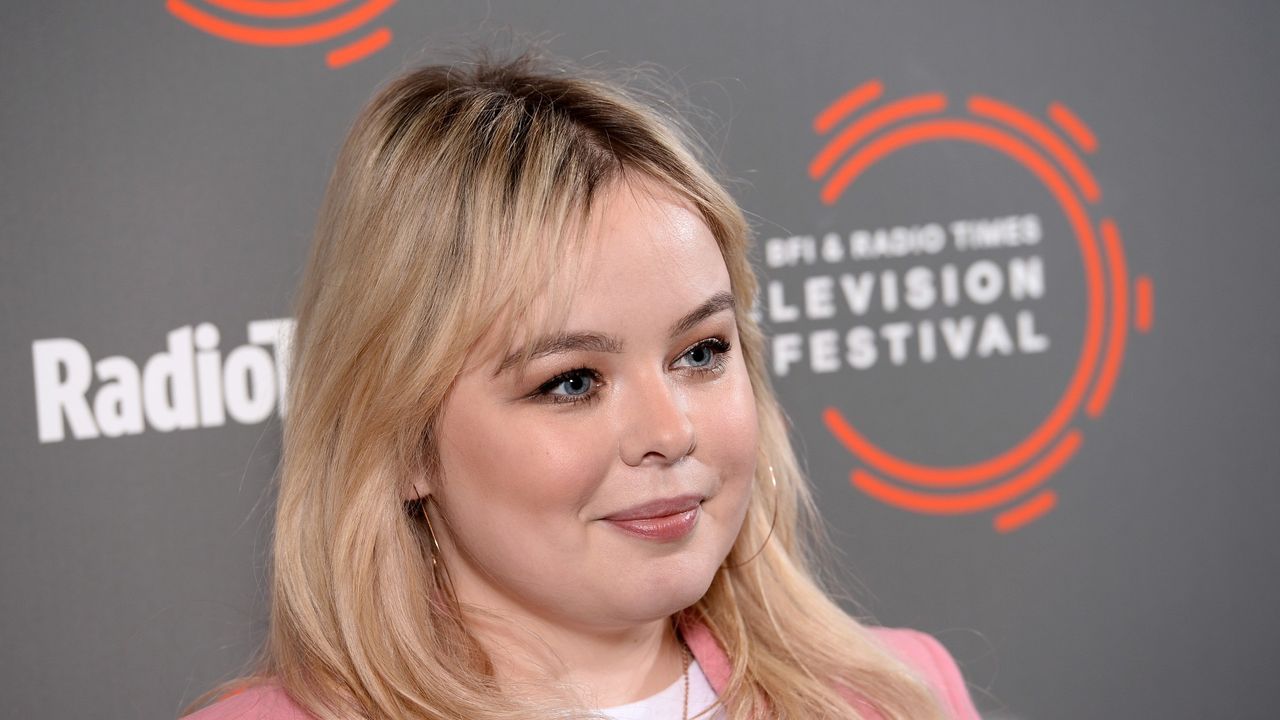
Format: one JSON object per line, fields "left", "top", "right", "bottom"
{"left": 809, "top": 80, "right": 1154, "bottom": 532}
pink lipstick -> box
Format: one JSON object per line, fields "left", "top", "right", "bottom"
{"left": 602, "top": 494, "right": 703, "bottom": 541}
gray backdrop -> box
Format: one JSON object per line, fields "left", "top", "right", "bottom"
{"left": 4, "top": 2, "right": 1278, "bottom": 718}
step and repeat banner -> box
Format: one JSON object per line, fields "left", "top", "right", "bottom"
{"left": 3, "top": 2, "right": 1277, "bottom": 718}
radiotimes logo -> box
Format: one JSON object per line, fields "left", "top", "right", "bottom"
{"left": 32, "top": 319, "right": 293, "bottom": 443}
{"left": 166, "top": 0, "right": 397, "bottom": 69}
{"left": 765, "top": 79, "right": 1155, "bottom": 532}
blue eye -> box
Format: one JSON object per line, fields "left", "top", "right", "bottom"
{"left": 537, "top": 368, "right": 601, "bottom": 404}
{"left": 683, "top": 342, "right": 717, "bottom": 367}
{"left": 674, "top": 337, "right": 731, "bottom": 371}
{"left": 550, "top": 371, "right": 593, "bottom": 397}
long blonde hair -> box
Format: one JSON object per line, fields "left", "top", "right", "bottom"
{"left": 185, "top": 44, "right": 945, "bottom": 720}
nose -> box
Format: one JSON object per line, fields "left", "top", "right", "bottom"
{"left": 618, "top": 369, "right": 696, "bottom": 467}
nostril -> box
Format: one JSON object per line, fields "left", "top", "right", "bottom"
{"left": 619, "top": 375, "right": 698, "bottom": 466}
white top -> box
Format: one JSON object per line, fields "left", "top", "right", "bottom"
{"left": 596, "top": 657, "right": 725, "bottom": 719}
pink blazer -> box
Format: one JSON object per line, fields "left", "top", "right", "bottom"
{"left": 180, "top": 623, "right": 980, "bottom": 719}
{"left": 681, "top": 621, "right": 981, "bottom": 719}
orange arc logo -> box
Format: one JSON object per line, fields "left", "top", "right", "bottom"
{"left": 166, "top": 0, "right": 397, "bottom": 68}
{"left": 810, "top": 80, "right": 1155, "bottom": 533}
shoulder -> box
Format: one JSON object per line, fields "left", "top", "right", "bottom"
{"left": 867, "top": 627, "right": 982, "bottom": 719}
{"left": 179, "top": 682, "right": 315, "bottom": 720}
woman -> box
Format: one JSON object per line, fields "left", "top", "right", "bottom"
{"left": 181, "top": 46, "right": 981, "bottom": 720}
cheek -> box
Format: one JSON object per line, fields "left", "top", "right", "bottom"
{"left": 437, "top": 401, "right": 609, "bottom": 541}
{"left": 694, "top": 355, "right": 759, "bottom": 519}
{"left": 703, "top": 355, "right": 759, "bottom": 467}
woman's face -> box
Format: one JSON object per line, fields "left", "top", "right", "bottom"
{"left": 426, "top": 177, "right": 758, "bottom": 632}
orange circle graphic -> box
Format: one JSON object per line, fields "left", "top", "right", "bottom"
{"left": 809, "top": 82, "right": 1154, "bottom": 531}
{"left": 166, "top": 0, "right": 396, "bottom": 68}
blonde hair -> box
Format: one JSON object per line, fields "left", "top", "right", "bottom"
{"left": 185, "top": 43, "right": 945, "bottom": 720}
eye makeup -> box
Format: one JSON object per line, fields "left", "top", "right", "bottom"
{"left": 531, "top": 336, "right": 733, "bottom": 406}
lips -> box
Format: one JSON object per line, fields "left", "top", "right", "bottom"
{"left": 602, "top": 494, "right": 704, "bottom": 541}
{"left": 603, "top": 494, "right": 704, "bottom": 521}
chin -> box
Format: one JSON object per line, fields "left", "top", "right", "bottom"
{"left": 605, "top": 550, "right": 723, "bottom": 624}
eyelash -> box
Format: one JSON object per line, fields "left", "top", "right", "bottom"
{"left": 533, "top": 337, "right": 733, "bottom": 406}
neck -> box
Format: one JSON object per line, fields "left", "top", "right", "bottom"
{"left": 425, "top": 503, "right": 690, "bottom": 708}
{"left": 465, "top": 600, "right": 686, "bottom": 708}
{"left": 445, "top": 566, "right": 687, "bottom": 708}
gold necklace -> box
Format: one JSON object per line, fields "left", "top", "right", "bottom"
{"left": 680, "top": 641, "right": 691, "bottom": 720}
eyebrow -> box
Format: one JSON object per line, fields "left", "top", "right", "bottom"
{"left": 493, "top": 290, "right": 736, "bottom": 377}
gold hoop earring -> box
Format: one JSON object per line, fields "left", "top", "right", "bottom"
{"left": 419, "top": 494, "right": 462, "bottom": 611}
{"left": 723, "top": 461, "right": 780, "bottom": 569}
{"left": 421, "top": 494, "right": 443, "bottom": 573}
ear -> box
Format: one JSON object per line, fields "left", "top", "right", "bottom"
{"left": 401, "top": 472, "right": 432, "bottom": 503}
{"left": 405, "top": 424, "right": 441, "bottom": 503}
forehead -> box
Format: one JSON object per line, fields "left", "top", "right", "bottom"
{"left": 577, "top": 177, "right": 727, "bottom": 292}
{"left": 470, "top": 177, "right": 730, "bottom": 376}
